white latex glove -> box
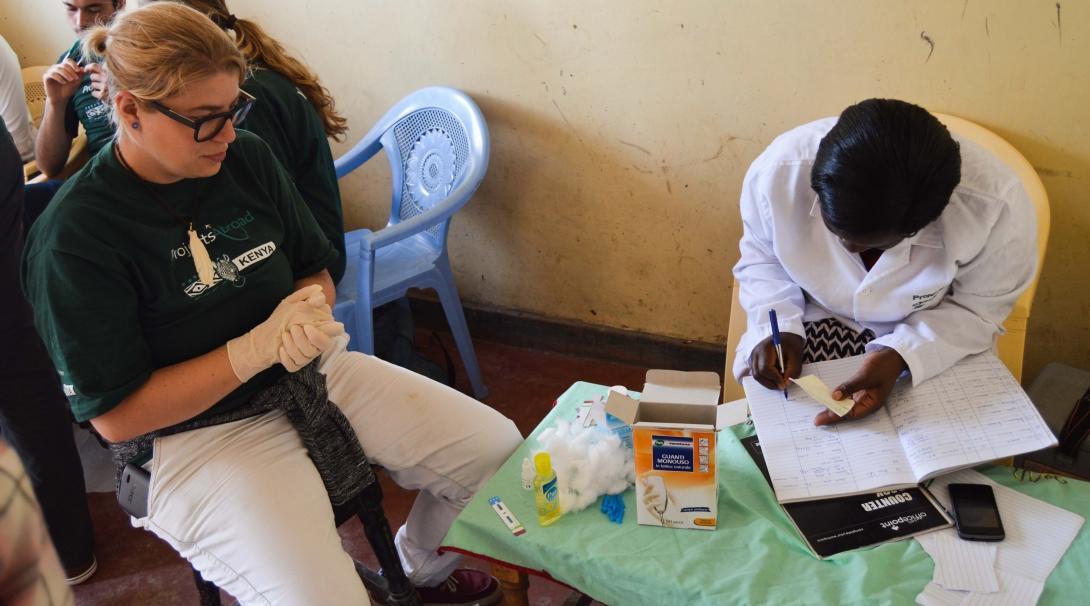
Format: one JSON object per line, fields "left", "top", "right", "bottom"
{"left": 279, "top": 321, "right": 346, "bottom": 372}
{"left": 226, "top": 285, "right": 334, "bottom": 382}
{"left": 640, "top": 474, "right": 676, "bottom": 526}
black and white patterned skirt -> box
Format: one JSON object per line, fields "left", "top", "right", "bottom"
{"left": 802, "top": 317, "right": 875, "bottom": 363}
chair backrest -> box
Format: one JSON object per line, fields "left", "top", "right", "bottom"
{"left": 933, "top": 113, "right": 1050, "bottom": 381}
{"left": 722, "top": 283, "right": 748, "bottom": 402}
{"left": 723, "top": 113, "right": 1050, "bottom": 397}
{"left": 335, "top": 87, "right": 490, "bottom": 251}
{"left": 22, "top": 66, "right": 49, "bottom": 127}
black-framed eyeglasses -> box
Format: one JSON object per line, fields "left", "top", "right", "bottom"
{"left": 150, "top": 90, "right": 256, "bottom": 142}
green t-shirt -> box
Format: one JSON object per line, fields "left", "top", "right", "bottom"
{"left": 21, "top": 131, "right": 339, "bottom": 423}
{"left": 60, "top": 40, "right": 114, "bottom": 155}
{"left": 241, "top": 67, "right": 346, "bottom": 284}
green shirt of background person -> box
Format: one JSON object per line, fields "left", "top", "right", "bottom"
{"left": 35, "top": 0, "right": 126, "bottom": 178}
{"left": 152, "top": 0, "right": 349, "bottom": 284}
{"left": 242, "top": 67, "right": 346, "bottom": 283}
{"left": 57, "top": 38, "right": 114, "bottom": 156}
{"left": 22, "top": 130, "right": 338, "bottom": 424}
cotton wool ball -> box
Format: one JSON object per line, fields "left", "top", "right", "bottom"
{"left": 535, "top": 417, "right": 634, "bottom": 514}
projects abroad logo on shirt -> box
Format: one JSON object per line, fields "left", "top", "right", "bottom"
{"left": 168, "top": 210, "right": 276, "bottom": 298}
{"left": 183, "top": 242, "right": 277, "bottom": 298}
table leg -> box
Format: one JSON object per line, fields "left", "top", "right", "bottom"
{"left": 491, "top": 563, "right": 529, "bottom": 606}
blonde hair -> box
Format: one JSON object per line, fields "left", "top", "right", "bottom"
{"left": 82, "top": 2, "right": 246, "bottom": 128}
{"left": 160, "top": 0, "right": 348, "bottom": 140}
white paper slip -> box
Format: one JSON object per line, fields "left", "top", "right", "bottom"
{"left": 717, "top": 398, "right": 750, "bottom": 427}
{"left": 916, "top": 581, "right": 966, "bottom": 606}
{"left": 960, "top": 572, "right": 1045, "bottom": 606}
{"left": 790, "top": 375, "right": 853, "bottom": 416}
{"left": 928, "top": 470, "right": 1085, "bottom": 583}
{"left": 916, "top": 532, "right": 999, "bottom": 593}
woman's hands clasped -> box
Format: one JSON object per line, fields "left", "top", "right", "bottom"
{"left": 226, "top": 284, "right": 344, "bottom": 381}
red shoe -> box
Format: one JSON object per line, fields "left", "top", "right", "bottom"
{"left": 414, "top": 569, "right": 501, "bottom": 606}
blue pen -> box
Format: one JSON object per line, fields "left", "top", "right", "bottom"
{"left": 768, "top": 310, "right": 788, "bottom": 400}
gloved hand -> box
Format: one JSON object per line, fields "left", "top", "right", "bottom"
{"left": 226, "top": 285, "right": 334, "bottom": 382}
{"left": 279, "top": 321, "right": 346, "bottom": 372}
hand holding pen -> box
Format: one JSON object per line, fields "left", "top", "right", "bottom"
{"left": 42, "top": 52, "right": 85, "bottom": 104}
{"left": 769, "top": 310, "right": 788, "bottom": 399}
{"left": 746, "top": 310, "right": 804, "bottom": 395}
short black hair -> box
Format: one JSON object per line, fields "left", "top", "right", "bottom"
{"left": 811, "top": 99, "right": 961, "bottom": 238}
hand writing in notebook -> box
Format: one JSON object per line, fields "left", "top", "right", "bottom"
{"left": 814, "top": 347, "right": 907, "bottom": 426}
{"left": 748, "top": 333, "right": 804, "bottom": 392}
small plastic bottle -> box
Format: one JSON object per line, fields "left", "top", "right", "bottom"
{"left": 533, "top": 452, "right": 561, "bottom": 526}
{"left": 521, "top": 457, "right": 534, "bottom": 490}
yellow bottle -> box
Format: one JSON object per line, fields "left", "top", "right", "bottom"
{"left": 533, "top": 452, "right": 561, "bottom": 526}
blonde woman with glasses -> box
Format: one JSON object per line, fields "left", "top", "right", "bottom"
{"left": 22, "top": 4, "right": 518, "bottom": 604}
{"left": 145, "top": 0, "right": 351, "bottom": 283}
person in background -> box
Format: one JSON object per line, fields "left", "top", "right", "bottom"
{"left": 25, "top": 0, "right": 125, "bottom": 229}
{"left": 34, "top": 0, "right": 124, "bottom": 176}
{"left": 1, "top": 122, "right": 96, "bottom": 584}
{"left": 23, "top": 5, "right": 518, "bottom": 604}
{"left": 733, "top": 98, "right": 1036, "bottom": 425}
{"left": 0, "top": 35, "right": 36, "bottom": 162}
{"left": 149, "top": 0, "right": 349, "bottom": 283}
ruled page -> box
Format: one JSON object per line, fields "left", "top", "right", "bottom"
{"left": 915, "top": 531, "right": 999, "bottom": 592}
{"left": 744, "top": 355, "right": 916, "bottom": 503}
{"left": 887, "top": 352, "right": 1057, "bottom": 481}
{"left": 928, "top": 469, "right": 1085, "bottom": 582}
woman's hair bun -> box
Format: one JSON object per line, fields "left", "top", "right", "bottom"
{"left": 82, "top": 26, "right": 109, "bottom": 59}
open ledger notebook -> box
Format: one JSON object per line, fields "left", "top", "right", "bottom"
{"left": 743, "top": 352, "right": 1057, "bottom": 503}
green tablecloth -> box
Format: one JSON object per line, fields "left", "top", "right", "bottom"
{"left": 441, "top": 382, "right": 1090, "bottom": 605}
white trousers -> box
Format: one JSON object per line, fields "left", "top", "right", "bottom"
{"left": 135, "top": 336, "right": 522, "bottom": 605}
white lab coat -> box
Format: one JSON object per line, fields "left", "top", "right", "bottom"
{"left": 732, "top": 117, "right": 1036, "bottom": 385}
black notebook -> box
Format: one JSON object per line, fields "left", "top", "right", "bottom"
{"left": 741, "top": 435, "right": 952, "bottom": 558}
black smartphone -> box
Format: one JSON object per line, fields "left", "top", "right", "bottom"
{"left": 118, "top": 462, "right": 150, "bottom": 519}
{"left": 948, "top": 483, "right": 1004, "bottom": 541}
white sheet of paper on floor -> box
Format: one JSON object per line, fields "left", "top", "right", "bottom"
{"left": 914, "top": 469, "right": 1085, "bottom": 606}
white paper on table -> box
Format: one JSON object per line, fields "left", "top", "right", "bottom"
{"left": 928, "top": 470, "right": 1085, "bottom": 582}
{"left": 717, "top": 398, "right": 750, "bottom": 427}
{"left": 916, "top": 531, "right": 999, "bottom": 592}
{"left": 916, "top": 581, "right": 967, "bottom": 606}
{"left": 960, "top": 572, "right": 1045, "bottom": 606}
{"left": 790, "top": 375, "right": 853, "bottom": 416}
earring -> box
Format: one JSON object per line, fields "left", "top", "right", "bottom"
{"left": 132, "top": 122, "right": 140, "bottom": 130}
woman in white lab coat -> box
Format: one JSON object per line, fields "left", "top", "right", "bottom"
{"left": 733, "top": 99, "right": 1036, "bottom": 426}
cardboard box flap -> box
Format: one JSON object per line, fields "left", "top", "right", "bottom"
{"left": 717, "top": 398, "right": 750, "bottom": 429}
{"left": 642, "top": 370, "right": 721, "bottom": 405}
{"left": 635, "top": 401, "right": 719, "bottom": 426}
{"left": 604, "top": 390, "right": 641, "bottom": 425}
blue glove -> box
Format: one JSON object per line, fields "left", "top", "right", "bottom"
{"left": 600, "top": 494, "right": 625, "bottom": 524}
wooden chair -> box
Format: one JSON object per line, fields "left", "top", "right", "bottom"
{"left": 723, "top": 113, "right": 1051, "bottom": 398}
{"left": 21, "top": 65, "right": 89, "bottom": 183}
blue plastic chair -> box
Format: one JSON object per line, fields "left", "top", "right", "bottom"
{"left": 333, "top": 87, "right": 489, "bottom": 399}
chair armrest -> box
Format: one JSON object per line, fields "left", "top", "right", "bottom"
{"left": 334, "top": 134, "right": 383, "bottom": 179}
{"left": 333, "top": 109, "right": 393, "bottom": 179}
